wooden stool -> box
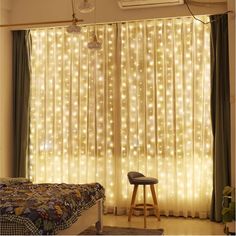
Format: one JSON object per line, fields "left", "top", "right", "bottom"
{"left": 127, "top": 171, "right": 160, "bottom": 228}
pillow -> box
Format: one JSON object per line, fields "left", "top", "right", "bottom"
{"left": 0, "top": 177, "right": 31, "bottom": 185}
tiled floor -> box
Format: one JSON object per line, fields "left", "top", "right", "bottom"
{"left": 103, "top": 214, "right": 225, "bottom": 235}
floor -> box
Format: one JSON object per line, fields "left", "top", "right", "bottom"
{"left": 103, "top": 215, "right": 225, "bottom": 235}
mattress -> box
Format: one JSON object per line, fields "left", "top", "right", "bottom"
{"left": 0, "top": 182, "right": 105, "bottom": 235}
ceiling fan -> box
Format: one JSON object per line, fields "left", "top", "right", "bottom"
{"left": 77, "top": 0, "right": 95, "bottom": 13}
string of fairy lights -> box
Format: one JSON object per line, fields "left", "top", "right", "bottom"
{"left": 29, "top": 16, "right": 213, "bottom": 216}
{"left": 30, "top": 24, "right": 117, "bottom": 206}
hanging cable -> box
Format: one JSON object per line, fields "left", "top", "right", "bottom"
{"left": 87, "top": 0, "right": 102, "bottom": 50}
{"left": 67, "top": 0, "right": 81, "bottom": 33}
{"left": 184, "top": 0, "right": 233, "bottom": 25}
{"left": 71, "top": 0, "right": 78, "bottom": 23}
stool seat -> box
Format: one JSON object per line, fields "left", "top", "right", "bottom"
{"left": 131, "top": 177, "right": 158, "bottom": 185}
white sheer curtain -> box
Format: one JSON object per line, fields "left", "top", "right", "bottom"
{"left": 118, "top": 17, "right": 212, "bottom": 218}
{"left": 29, "top": 16, "right": 212, "bottom": 218}
{"left": 29, "top": 24, "right": 117, "bottom": 208}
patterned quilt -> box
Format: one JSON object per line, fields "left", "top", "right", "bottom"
{"left": 0, "top": 182, "right": 105, "bottom": 234}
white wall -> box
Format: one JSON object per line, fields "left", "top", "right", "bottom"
{"left": 227, "top": 0, "right": 236, "bottom": 187}
{"left": 10, "top": 0, "right": 227, "bottom": 28}
{"left": 0, "top": 0, "right": 13, "bottom": 177}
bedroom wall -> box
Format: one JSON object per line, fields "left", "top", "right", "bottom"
{"left": 0, "top": 0, "right": 13, "bottom": 177}
{"left": 10, "top": 0, "right": 227, "bottom": 27}
{"left": 227, "top": 0, "right": 236, "bottom": 187}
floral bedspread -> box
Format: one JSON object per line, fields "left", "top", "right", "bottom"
{"left": 0, "top": 182, "right": 105, "bottom": 234}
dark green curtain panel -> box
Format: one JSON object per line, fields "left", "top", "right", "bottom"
{"left": 13, "top": 30, "right": 31, "bottom": 177}
{"left": 210, "top": 14, "right": 231, "bottom": 222}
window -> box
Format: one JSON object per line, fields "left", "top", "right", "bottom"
{"left": 29, "top": 16, "right": 212, "bottom": 217}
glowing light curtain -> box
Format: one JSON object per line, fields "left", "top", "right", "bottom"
{"left": 29, "top": 25, "right": 117, "bottom": 208}
{"left": 118, "top": 17, "right": 212, "bottom": 218}
{"left": 29, "top": 16, "right": 212, "bottom": 217}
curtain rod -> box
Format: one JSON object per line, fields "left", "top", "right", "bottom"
{"left": 0, "top": 11, "right": 233, "bottom": 30}
{"left": 0, "top": 19, "right": 83, "bottom": 28}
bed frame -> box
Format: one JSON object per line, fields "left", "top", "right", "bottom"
{"left": 58, "top": 198, "right": 103, "bottom": 235}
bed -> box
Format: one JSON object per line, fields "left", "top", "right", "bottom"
{"left": 0, "top": 179, "right": 105, "bottom": 235}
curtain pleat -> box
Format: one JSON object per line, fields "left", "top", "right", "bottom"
{"left": 210, "top": 14, "right": 231, "bottom": 222}
{"left": 12, "top": 30, "right": 31, "bottom": 177}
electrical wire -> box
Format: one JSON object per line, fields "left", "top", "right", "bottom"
{"left": 71, "top": 0, "right": 75, "bottom": 16}
{"left": 184, "top": 0, "right": 233, "bottom": 25}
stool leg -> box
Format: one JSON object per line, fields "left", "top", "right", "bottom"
{"left": 150, "top": 184, "right": 160, "bottom": 221}
{"left": 143, "top": 185, "right": 147, "bottom": 228}
{"left": 128, "top": 185, "right": 138, "bottom": 222}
